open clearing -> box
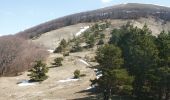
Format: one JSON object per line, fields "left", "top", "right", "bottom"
{"left": 0, "top": 51, "right": 96, "bottom": 100}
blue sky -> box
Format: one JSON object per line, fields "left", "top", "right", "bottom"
{"left": 0, "top": 0, "right": 170, "bottom": 36}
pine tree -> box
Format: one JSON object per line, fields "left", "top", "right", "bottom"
{"left": 118, "top": 24, "right": 159, "bottom": 99}
{"left": 155, "top": 31, "right": 170, "bottom": 100}
{"left": 28, "top": 61, "right": 49, "bottom": 82}
{"left": 54, "top": 39, "right": 67, "bottom": 53}
{"left": 92, "top": 44, "right": 133, "bottom": 100}
{"left": 86, "top": 35, "right": 95, "bottom": 48}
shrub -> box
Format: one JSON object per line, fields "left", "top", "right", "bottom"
{"left": 74, "top": 69, "right": 80, "bottom": 79}
{"left": 63, "top": 52, "right": 69, "bottom": 56}
{"left": 28, "top": 61, "right": 49, "bottom": 82}
{"left": 97, "top": 39, "right": 104, "bottom": 45}
{"left": 52, "top": 57, "right": 63, "bottom": 67}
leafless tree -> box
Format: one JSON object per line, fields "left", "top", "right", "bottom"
{"left": 0, "top": 35, "right": 48, "bottom": 76}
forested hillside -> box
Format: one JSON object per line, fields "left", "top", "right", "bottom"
{"left": 17, "top": 3, "right": 170, "bottom": 39}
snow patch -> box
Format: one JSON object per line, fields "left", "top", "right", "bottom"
{"left": 78, "top": 59, "right": 90, "bottom": 66}
{"left": 96, "top": 74, "right": 103, "bottom": 79}
{"left": 47, "top": 49, "right": 54, "bottom": 53}
{"left": 18, "top": 80, "right": 35, "bottom": 86}
{"left": 75, "top": 26, "right": 89, "bottom": 37}
{"left": 94, "top": 69, "right": 102, "bottom": 79}
{"left": 58, "top": 78, "right": 79, "bottom": 83}
{"left": 86, "top": 86, "right": 94, "bottom": 90}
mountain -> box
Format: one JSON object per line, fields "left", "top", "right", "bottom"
{"left": 17, "top": 3, "right": 170, "bottom": 39}
{"left": 1, "top": 3, "right": 170, "bottom": 100}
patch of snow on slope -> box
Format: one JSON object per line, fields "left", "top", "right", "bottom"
{"left": 18, "top": 80, "right": 35, "bottom": 86}
{"left": 86, "top": 86, "right": 95, "bottom": 90}
{"left": 47, "top": 49, "right": 54, "bottom": 53}
{"left": 58, "top": 78, "right": 79, "bottom": 83}
{"left": 78, "top": 59, "right": 90, "bottom": 66}
{"left": 75, "top": 26, "right": 89, "bottom": 37}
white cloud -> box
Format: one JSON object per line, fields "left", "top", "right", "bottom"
{"left": 101, "top": 0, "right": 112, "bottom": 3}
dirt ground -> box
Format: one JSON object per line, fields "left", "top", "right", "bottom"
{"left": 0, "top": 51, "right": 97, "bottom": 100}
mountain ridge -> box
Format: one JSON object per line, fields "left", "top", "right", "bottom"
{"left": 17, "top": 3, "right": 170, "bottom": 38}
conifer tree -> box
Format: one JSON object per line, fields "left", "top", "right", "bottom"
{"left": 92, "top": 44, "right": 133, "bottom": 100}
{"left": 54, "top": 39, "right": 67, "bottom": 53}
{"left": 28, "top": 61, "right": 49, "bottom": 82}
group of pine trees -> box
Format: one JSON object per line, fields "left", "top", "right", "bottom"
{"left": 92, "top": 23, "right": 170, "bottom": 100}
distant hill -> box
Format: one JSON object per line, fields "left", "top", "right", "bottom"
{"left": 17, "top": 3, "right": 170, "bottom": 38}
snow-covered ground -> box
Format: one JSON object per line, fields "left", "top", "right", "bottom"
{"left": 17, "top": 80, "right": 35, "bottom": 86}
{"left": 58, "top": 78, "right": 79, "bottom": 83}
{"left": 75, "top": 26, "right": 89, "bottom": 37}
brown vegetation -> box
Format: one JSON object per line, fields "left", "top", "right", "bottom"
{"left": 0, "top": 35, "right": 48, "bottom": 76}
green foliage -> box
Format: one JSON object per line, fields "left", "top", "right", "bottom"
{"left": 52, "top": 57, "right": 63, "bottom": 67}
{"left": 118, "top": 24, "right": 159, "bottom": 99}
{"left": 86, "top": 35, "right": 95, "bottom": 48}
{"left": 156, "top": 31, "right": 170, "bottom": 64}
{"left": 74, "top": 69, "right": 80, "bottom": 79}
{"left": 83, "top": 31, "right": 90, "bottom": 39}
{"left": 108, "top": 23, "right": 170, "bottom": 100}
{"left": 95, "top": 44, "right": 124, "bottom": 69}
{"left": 155, "top": 31, "right": 170, "bottom": 100}
{"left": 70, "top": 40, "right": 83, "bottom": 52}
{"left": 109, "top": 29, "right": 124, "bottom": 45}
{"left": 92, "top": 44, "right": 133, "bottom": 100}
{"left": 91, "top": 23, "right": 99, "bottom": 32}
{"left": 100, "top": 33, "right": 105, "bottom": 39}
{"left": 28, "top": 61, "right": 49, "bottom": 82}
{"left": 63, "top": 52, "right": 69, "bottom": 56}
{"left": 54, "top": 39, "right": 67, "bottom": 53}
{"left": 97, "top": 39, "right": 104, "bottom": 45}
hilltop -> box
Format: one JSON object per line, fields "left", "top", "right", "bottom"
{"left": 17, "top": 3, "right": 170, "bottom": 39}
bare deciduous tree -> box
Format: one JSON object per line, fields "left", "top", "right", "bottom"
{"left": 0, "top": 35, "right": 48, "bottom": 76}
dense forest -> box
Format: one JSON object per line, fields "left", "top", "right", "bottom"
{"left": 17, "top": 3, "right": 170, "bottom": 39}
